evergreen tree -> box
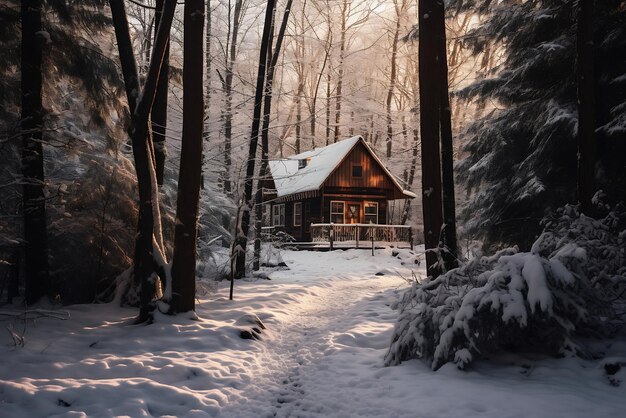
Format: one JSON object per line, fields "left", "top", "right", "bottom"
{"left": 1, "top": 1, "right": 133, "bottom": 303}
{"left": 456, "top": 0, "right": 626, "bottom": 250}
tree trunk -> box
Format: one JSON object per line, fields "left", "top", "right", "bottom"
{"left": 21, "top": 0, "right": 50, "bottom": 304}
{"left": 385, "top": 1, "right": 403, "bottom": 158}
{"left": 233, "top": 0, "right": 276, "bottom": 279}
{"left": 109, "top": 0, "right": 176, "bottom": 321}
{"left": 202, "top": 0, "right": 213, "bottom": 189}
{"left": 254, "top": 0, "right": 292, "bottom": 271}
{"left": 152, "top": 0, "right": 169, "bottom": 186}
{"left": 418, "top": 0, "right": 443, "bottom": 278}
{"left": 576, "top": 0, "right": 596, "bottom": 215}
{"left": 333, "top": 0, "right": 348, "bottom": 143}
{"left": 326, "top": 70, "right": 332, "bottom": 146}
{"left": 434, "top": 0, "right": 458, "bottom": 271}
{"left": 222, "top": 0, "right": 243, "bottom": 194}
{"left": 171, "top": 0, "right": 205, "bottom": 313}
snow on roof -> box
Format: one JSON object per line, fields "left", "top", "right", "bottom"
{"left": 268, "top": 136, "right": 361, "bottom": 197}
{"left": 268, "top": 136, "right": 416, "bottom": 199}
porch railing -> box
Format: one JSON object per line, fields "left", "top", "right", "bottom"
{"left": 310, "top": 223, "right": 413, "bottom": 249}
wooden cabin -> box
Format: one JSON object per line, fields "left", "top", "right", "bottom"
{"left": 263, "top": 136, "right": 415, "bottom": 245}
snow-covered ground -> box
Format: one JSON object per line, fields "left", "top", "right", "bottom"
{"left": 1, "top": 247, "right": 625, "bottom": 418}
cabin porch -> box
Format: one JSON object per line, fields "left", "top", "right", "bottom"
{"left": 262, "top": 223, "right": 413, "bottom": 250}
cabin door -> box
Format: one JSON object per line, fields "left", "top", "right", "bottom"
{"left": 346, "top": 202, "right": 361, "bottom": 224}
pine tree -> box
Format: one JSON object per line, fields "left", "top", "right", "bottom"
{"left": 2, "top": 1, "right": 130, "bottom": 303}
{"left": 456, "top": 0, "right": 626, "bottom": 250}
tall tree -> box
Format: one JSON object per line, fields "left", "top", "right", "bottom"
{"left": 21, "top": 0, "right": 50, "bottom": 304}
{"left": 418, "top": 0, "right": 443, "bottom": 277}
{"left": 233, "top": 0, "right": 276, "bottom": 279}
{"left": 455, "top": 0, "right": 626, "bottom": 250}
{"left": 576, "top": 0, "right": 596, "bottom": 215}
{"left": 385, "top": 0, "right": 407, "bottom": 158}
{"left": 152, "top": 0, "right": 170, "bottom": 186}
{"left": 202, "top": 0, "right": 213, "bottom": 188}
{"left": 333, "top": 0, "right": 348, "bottom": 143}
{"left": 434, "top": 0, "right": 458, "bottom": 270}
{"left": 109, "top": 0, "right": 175, "bottom": 321}
{"left": 253, "top": 0, "right": 293, "bottom": 271}
{"left": 222, "top": 0, "right": 244, "bottom": 194}
{"left": 171, "top": 0, "right": 205, "bottom": 313}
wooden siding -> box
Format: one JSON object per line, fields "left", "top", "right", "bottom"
{"left": 270, "top": 197, "right": 321, "bottom": 241}
{"left": 323, "top": 142, "right": 403, "bottom": 199}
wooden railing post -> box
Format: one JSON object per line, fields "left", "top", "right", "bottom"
{"left": 329, "top": 224, "right": 334, "bottom": 251}
{"left": 356, "top": 224, "right": 359, "bottom": 248}
{"left": 371, "top": 235, "right": 374, "bottom": 256}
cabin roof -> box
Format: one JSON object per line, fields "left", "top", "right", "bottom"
{"left": 268, "top": 136, "right": 416, "bottom": 199}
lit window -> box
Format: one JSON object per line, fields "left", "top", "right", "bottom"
{"left": 272, "top": 204, "right": 285, "bottom": 226}
{"left": 364, "top": 202, "right": 378, "bottom": 224}
{"left": 293, "top": 202, "right": 302, "bottom": 226}
{"left": 352, "top": 164, "right": 363, "bottom": 178}
{"left": 330, "top": 201, "right": 345, "bottom": 224}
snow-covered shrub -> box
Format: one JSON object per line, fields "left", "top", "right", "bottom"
{"left": 386, "top": 204, "right": 626, "bottom": 370}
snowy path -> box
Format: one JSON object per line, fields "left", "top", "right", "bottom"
{"left": 1, "top": 247, "right": 626, "bottom": 418}
{"left": 219, "top": 270, "right": 408, "bottom": 418}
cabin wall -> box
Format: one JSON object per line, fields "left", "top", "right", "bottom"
{"left": 322, "top": 197, "right": 388, "bottom": 225}
{"left": 324, "top": 142, "right": 396, "bottom": 195}
{"left": 269, "top": 197, "right": 321, "bottom": 241}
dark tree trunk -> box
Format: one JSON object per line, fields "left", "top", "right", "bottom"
{"left": 202, "top": 0, "right": 213, "bottom": 189}
{"left": 109, "top": 0, "right": 176, "bottom": 321}
{"left": 434, "top": 0, "right": 458, "bottom": 271}
{"left": 222, "top": 0, "right": 243, "bottom": 194}
{"left": 233, "top": 0, "right": 276, "bottom": 279}
{"left": 418, "top": 0, "right": 443, "bottom": 277}
{"left": 21, "top": 0, "right": 50, "bottom": 304}
{"left": 386, "top": 2, "right": 402, "bottom": 158}
{"left": 152, "top": 0, "right": 170, "bottom": 186}
{"left": 171, "top": 0, "right": 205, "bottom": 313}
{"left": 254, "top": 0, "right": 292, "bottom": 271}
{"left": 576, "top": 0, "right": 596, "bottom": 214}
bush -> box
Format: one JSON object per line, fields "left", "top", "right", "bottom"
{"left": 386, "top": 203, "right": 626, "bottom": 370}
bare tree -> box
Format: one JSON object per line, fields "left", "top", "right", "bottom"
{"left": 152, "top": 0, "right": 169, "bottom": 186}
{"left": 253, "top": 0, "right": 294, "bottom": 271}
{"left": 385, "top": 0, "right": 408, "bottom": 158}
{"left": 109, "top": 0, "right": 175, "bottom": 321}
{"left": 222, "top": 0, "right": 244, "bottom": 194}
{"left": 233, "top": 0, "right": 276, "bottom": 279}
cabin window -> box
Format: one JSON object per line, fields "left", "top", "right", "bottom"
{"left": 293, "top": 202, "right": 302, "bottom": 226}
{"left": 330, "top": 201, "right": 345, "bottom": 224}
{"left": 272, "top": 204, "right": 285, "bottom": 226}
{"left": 263, "top": 204, "right": 271, "bottom": 225}
{"left": 351, "top": 164, "right": 363, "bottom": 178}
{"left": 364, "top": 202, "right": 378, "bottom": 224}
